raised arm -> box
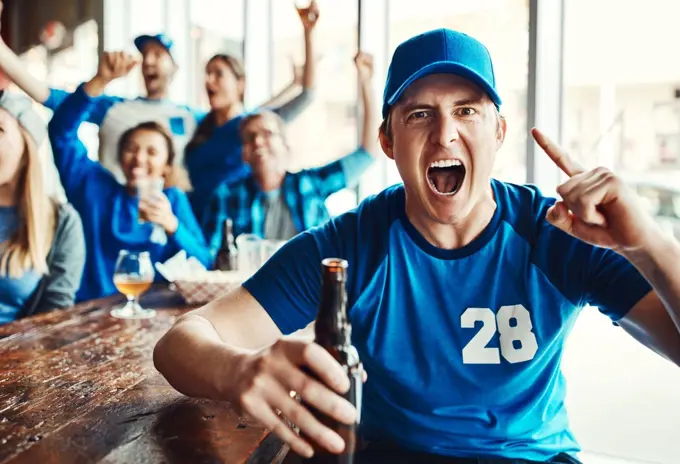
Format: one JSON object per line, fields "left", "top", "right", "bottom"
{"left": 532, "top": 128, "right": 680, "bottom": 366}
{"left": 0, "top": 39, "right": 52, "bottom": 104}
{"left": 355, "top": 51, "right": 377, "bottom": 155}
{"left": 267, "top": 0, "right": 319, "bottom": 122}
{"left": 48, "top": 52, "right": 135, "bottom": 196}
{"left": 48, "top": 85, "right": 106, "bottom": 197}
{"left": 302, "top": 53, "right": 377, "bottom": 199}
{"left": 0, "top": 39, "right": 120, "bottom": 124}
{"left": 0, "top": 1, "right": 114, "bottom": 117}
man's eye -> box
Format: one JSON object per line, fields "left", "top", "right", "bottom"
{"left": 456, "top": 107, "right": 477, "bottom": 116}
{"left": 407, "top": 111, "right": 430, "bottom": 121}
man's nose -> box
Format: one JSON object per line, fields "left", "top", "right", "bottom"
{"left": 431, "top": 113, "right": 459, "bottom": 148}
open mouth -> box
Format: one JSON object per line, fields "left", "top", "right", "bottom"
{"left": 426, "top": 159, "right": 466, "bottom": 196}
{"left": 130, "top": 167, "right": 147, "bottom": 179}
{"left": 206, "top": 88, "right": 216, "bottom": 98}
{"left": 144, "top": 71, "right": 159, "bottom": 82}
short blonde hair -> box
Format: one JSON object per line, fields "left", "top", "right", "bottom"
{"left": 239, "top": 110, "right": 288, "bottom": 143}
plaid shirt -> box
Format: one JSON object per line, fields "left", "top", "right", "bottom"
{"left": 203, "top": 147, "right": 374, "bottom": 252}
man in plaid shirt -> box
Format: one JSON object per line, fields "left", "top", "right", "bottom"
{"left": 202, "top": 52, "right": 377, "bottom": 250}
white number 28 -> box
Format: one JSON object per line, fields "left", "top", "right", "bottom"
{"left": 461, "top": 304, "right": 538, "bottom": 364}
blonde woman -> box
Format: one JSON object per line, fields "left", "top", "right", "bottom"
{"left": 0, "top": 92, "right": 85, "bottom": 322}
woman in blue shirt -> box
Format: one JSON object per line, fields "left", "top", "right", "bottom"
{"left": 48, "top": 52, "right": 212, "bottom": 302}
{"left": 0, "top": 91, "right": 85, "bottom": 323}
{"left": 184, "top": 1, "right": 320, "bottom": 222}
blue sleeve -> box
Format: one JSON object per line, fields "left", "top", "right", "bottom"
{"left": 46, "top": 87, "right": 121, "bottom": 125}
{"left": 166, "top": 189, "right": 214, "bottom": 269}
{"left": 47, "top": 84, "right": 111, "bottom": 199}
{"left": 271, "top": 88, "right": 315, "bottom": 122}
{"left": 243, "top": 229, "right": 332, "bottom": 335}
{"left": 44, "top": 88, "right": 72, "bottom": 111}
{"left": 531, "top": 199, "right": 652, "bottom": 321}
{"left": 243, "top": 188, "right": 397, "bottom": 334}
{"left": 188, "top": 106, "right": 208, "bottom": 124}
{"left": 303, "top": 147, "right": 375, "bottom": 198}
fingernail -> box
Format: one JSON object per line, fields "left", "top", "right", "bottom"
{"left": 324, "top": 430, "right": 345, "bottom": 453}
{"left": 548, "top": 206, "right": 561, "bottom": 220}
{"left": 301, "top": 445, "right": 314, "bottom": 458}
{"left": 340, "top": 404, "right": 356, "bottom": 424}
{"left": 334, "top": 376, "right": 350, "bottom": 393}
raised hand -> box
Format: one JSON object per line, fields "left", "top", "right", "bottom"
{"left": 532, "top": 128, "right": 661, "bottom": 253}
{"left": 96, "top": 51, "right": 139, "bottom": 83}
{"left": 354, "top": 51, "right": 374, "bottom": 83}
{"left": 297, "top": 0, "right": 320, "bottom": 31}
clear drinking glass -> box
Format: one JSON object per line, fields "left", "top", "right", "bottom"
{"left": 111, "top": 250, "right": 156, "bottom": 319}
{"left": 136, "top": 177, "right": 165, "bottom": 224}
{"left": 260, "top": 239, "right": 286, "bottom": 264}
{"left": 236, "top": 234, "right": 263, "bottom": 277}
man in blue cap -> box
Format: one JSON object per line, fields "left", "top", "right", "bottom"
{"left": 153, "top": 29, "right": 680, "bottom": 463}
{"left": 0, "top": 31, "right": 195, "bottom": 181}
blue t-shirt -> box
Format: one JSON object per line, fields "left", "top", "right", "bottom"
{"left": 184, "top": 114, "right": 249, "bottom": 220}
{"left": 0, "top": 207, "right": 40, "bottom": 323}
{"left": 243, "top": 180, "right": 652, "bottom": 461}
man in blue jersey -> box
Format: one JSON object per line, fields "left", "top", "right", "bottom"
{"left": 153, "top": 29, "right": 680, "bottom": 463}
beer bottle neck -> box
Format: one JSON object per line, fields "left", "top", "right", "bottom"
{"left": 221, "top": 222, "right": 235, "bottom": 248}
{"left": 315, "top": 277, "right": 349, "bottom": 348}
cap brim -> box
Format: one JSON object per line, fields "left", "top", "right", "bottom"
{"left": 386, "top": 61, "right": 502, "bottom": 114}
{"left": 134, "top": 35, "right": 154, "bottom": 52}
{"left": 134, "top": 35, "right": 172, "bottom": 55}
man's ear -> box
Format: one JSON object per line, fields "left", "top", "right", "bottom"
{"left": 379, "top": 127, "right": 395, "bottom": 160}
{"left": 496, "top": 114, "right": 507, "bottom": 151}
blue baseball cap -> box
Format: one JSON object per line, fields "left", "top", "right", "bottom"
{"left": 134, "top": 33, "right": 175, "bottom": 61}
{"left": 382, "top": 28, "right": 502, "bottom": 118}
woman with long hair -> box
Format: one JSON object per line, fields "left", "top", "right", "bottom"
{"left": 48, "top": 52, "right": 211, "bottom": 302}
{"left": 0, "top": 91, "right": 85, "bottom": 322}
{"left": 185, "top": 1, "right": 320, "bottom": 222}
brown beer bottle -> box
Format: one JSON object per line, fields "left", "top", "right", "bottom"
{"left": 214, "top": 218, "right": 238, "bottom": 271}
{"left": 304, "top": 258, "right": 363, "bottom": 464}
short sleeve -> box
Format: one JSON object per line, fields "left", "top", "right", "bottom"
{"left": 242, "top": 223, "right": 342, "bottom": 335}
{"left": 583, "top": 247, "right": 652, "bottom": 320}
{"left": 532, "top": 212, "right": 652, "bottom": 321}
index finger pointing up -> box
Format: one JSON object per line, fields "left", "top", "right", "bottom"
{"left": 531, "top": 127, "right": 585, "bottom": 177}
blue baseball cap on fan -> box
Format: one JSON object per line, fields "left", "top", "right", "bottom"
{"left": 382, "top": 28, "right": 502, "bottom": 118}
{"left": 134, "top": 33, "right": 175, "bottom": 61}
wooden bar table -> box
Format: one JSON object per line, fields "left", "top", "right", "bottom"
{"left": 0, "top": 286, "right": 288, "bottom": 464}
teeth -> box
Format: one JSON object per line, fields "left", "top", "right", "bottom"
{"left": 429, "top": 159, "right": 462, "bottom": 168}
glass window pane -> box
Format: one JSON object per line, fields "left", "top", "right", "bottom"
{"left": 562, "top": 2, "right": 680, "bottom": 462}
{"left": 563, "top": 0, "right": 680, "bottom": 235}
{"left": 129, "top": 0, "right": 165, "bottom": 39}
{"left": 388, "top": 0, "right": 529, "bottom": 186}
{"left": 272, "top": 0, "right": 359, "bottom": 215}
{"left": 190, "top": 0, "right": 245, "bottom": 108}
